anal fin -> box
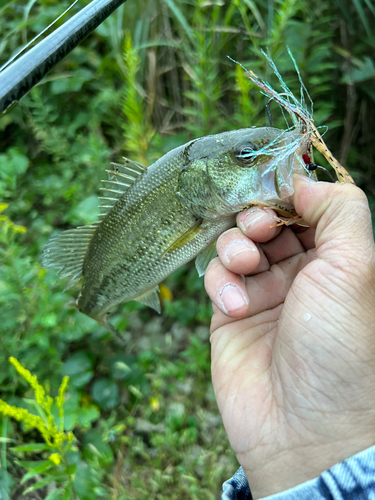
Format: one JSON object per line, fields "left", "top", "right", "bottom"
{"left": 135, "top": 287, "right": 161, "bottom": 313}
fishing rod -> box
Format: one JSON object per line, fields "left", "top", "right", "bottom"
{"left": 0, "top": 0, "right": 128, "bottom": 115}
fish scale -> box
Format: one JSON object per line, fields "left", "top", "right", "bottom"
{"left": 42, "top": 126, "right": 309, "bottom": 334}
{"left": 79, "top": 150, "right": 231, "bottom": 317}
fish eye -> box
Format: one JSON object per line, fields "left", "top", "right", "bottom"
{"left": 235, "top": 143, "right": 257, "bottom": 165}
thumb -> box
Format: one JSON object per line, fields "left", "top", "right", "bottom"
{"left": 293, "top": 175, "right": 374, "bottom": 266}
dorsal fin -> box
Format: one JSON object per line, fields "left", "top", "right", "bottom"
{"left": 98, "top": 158, "right": 147, "bottom": 217}
{"left": 41, "top": 225, "right": 97, "bottom": 289}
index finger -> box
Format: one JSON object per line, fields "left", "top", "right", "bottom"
{"left": 236, "top": 206, "right": 282, "bottom": 242}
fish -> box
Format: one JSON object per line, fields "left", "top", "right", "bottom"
{"left": 42, "top": 126, "right": 312, "bottom": 334}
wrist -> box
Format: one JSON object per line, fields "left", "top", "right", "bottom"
{"left": 243, "top": 435, "right": 375, "bottom": 499}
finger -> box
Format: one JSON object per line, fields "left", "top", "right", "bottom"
{"left": 293, "top": 175, "right": 374, "bottom": 267}
{"left": 205, "top": 250, "right": 315, "bottom": 320}
{"left": 259, "top": 227, "right": 304, "bottom": 266}
{"left": 295, "top": 227, "right": 316, "bottom": 251}
{"left": 216, "top": 228, "right": 260, "bottom": 275}
{"left": 237, "top": 207, "right": 282, "bottom": 242}
{"left": 210, "top": 302, "right": 239, "bottom": 332}
{"left": 246, "top": 244, "right": 270, "bottom": 276}
{"left": 247, "top": 228, "right": 315, "bottom": 275}
{"left": 245, "top": 249, "right": 316, "bottom": 315}
{"left": 205, "top": 258, "right": 250, "bottom": 318}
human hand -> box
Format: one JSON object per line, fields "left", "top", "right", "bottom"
{"left": 205, "top": 175, "right": 375, "bottom": 498}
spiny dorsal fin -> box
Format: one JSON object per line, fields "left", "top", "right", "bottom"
{"left": 41, "top": 225, "right": 96, "bottom": 289}
{"left": 195, "top": 239, "right": 217, "bottom": 277}
{"left": 135, "top": 286, "right": 161, "bottom": 313}
{"left": 98, "top": 158, "right": 147, "bottom": 216}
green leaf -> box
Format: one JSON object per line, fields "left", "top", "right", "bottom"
{"left": 128, "top": 385, "right": 143, "bottom": 399}
{"left": 78, "top": 406, "right": 100, "bottom": 428}
{"left": 17, "top": 459, "right": 48, "bottom": 469}
{"left": 110, "top": 354, "right": 135, "bottom": 380}
{"left": 0, "top": 0, "right": 12, "bottom": 8}
{"left": 352, "top": 57, "right": 375, "bottom": 83}
{"left": 0, "top": 148, "right": 29, "bottom": 195}
{"left": 23, "top": 399, "right": 46, "bottom": 421}
{"left": 11, "top": 443, "right": 50, "bottom": 452}
{"left": 45, "top": 488, "right": 65, "bottom": 500}
{"left": 163, "top": 0, "right": 194, "bottom": 42}
{"left": 0, "top": 469, "right": 14, "bottom": 498}
{"left": 22, "top": 475, "right": 56, "bottom": 494}
{"left": 352, "top": 0, "right": 371, "bottom": 36}
{"left": 70, "top": 195, "right": 99, "bottom": 225}
{"left": 83, "top": 429, "right": 113, "bottom": 466}
{"left": 20, "top": 460, "right": 52, "bottom": 484}
{"left": 0, "top": 437, "right": 14, "bottom": 443}
{"left": 73, "top": 460, "right": 102, "bottom": 498}
{"left": 61, "top": 488, "right": 74, "bottom": 500}
{"left": 91, "top": 379, "right": 119, "bottom": 410}
{"left": 63, "top": 351, "right": 94, "bottom": 388}
{"left": 242, "top": 0, "right": 266, "bottom": 33}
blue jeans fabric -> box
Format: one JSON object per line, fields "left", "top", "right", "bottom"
{"left": 222, "top": 445, "right": 375, "bottom": 500}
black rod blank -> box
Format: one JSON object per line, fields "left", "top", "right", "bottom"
{"left": 0, "top": 0, "right": 127, "bottom": 115}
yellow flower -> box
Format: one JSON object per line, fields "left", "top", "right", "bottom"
{"left": 0, "top": 400, "right": 48, "bottom": 439}
{"left": 56, "top": 376, "right": 69, "bottom": 413}
{"left": 2, "top": 358, "right": 74, "bottom": 449}
{"left": 12, "top": 224, "right": 27, "bottom": 233}
{"left": 38, "top": 268, "right": 46, "bottom": 278}
{"left": 159, "top": 284, "right": 173, "bottom": 302}
{"left": 49, "top": 453, "right": 61, "bottom": 465}
{"left": 9, "top": 357, "right": 46, "bottom": 406}
{"left": 54, "top": 432, "right": 68, "bottom": 445}
{"left": 0, "top": 205, "right": 27, "bottom": 233}
{"left": 150, "top": 397, "right": 160, "bottom": 412}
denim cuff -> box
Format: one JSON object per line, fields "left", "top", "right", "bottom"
{"left": 222, "top": 445, "right": 375, "bottom": 500}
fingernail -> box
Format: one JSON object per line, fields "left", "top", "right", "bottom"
{"left": 219, "top": 283, "right": 248, "bottom": 314}
{"left": 225, "top": 239, "right": 256, "bottom": 264}
{"left": 238, "top": 210, "right": 270, "bottom": 232}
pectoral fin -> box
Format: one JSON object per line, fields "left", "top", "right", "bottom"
{"left": 162, "top": 219, "right": 202, "bottom": 257}
{"left": 195, "top": 240, "right": 217, "bottom": 277}
{"left": 135, "top": 287, "right": 161, "bottom": 313}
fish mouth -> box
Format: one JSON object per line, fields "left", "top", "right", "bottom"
{"left": 258, "top": 129, "right": 310, "bottom": 206}
{"left": 258, "top": 159, "right": 297, "bottom": 206}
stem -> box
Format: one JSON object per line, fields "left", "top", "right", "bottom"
{"left": 1, "top": 418, "right": 8, "bottom": 472}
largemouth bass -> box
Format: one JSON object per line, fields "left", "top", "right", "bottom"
{"left": 42, "top": 126, "right": 310, "bottom": 333}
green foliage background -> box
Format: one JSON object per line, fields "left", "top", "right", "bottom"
{"left": 0, "top": 0, "right": 374, "bottom": 497}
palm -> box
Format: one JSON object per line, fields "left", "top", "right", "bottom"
{"left": 205, "top": 181, "right": 375, "bottom": 497}
{"left": 212, "top": 248, "right": 359, "bottom": 452}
